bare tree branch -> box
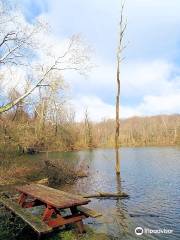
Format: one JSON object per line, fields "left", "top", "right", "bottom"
{"left": 0, "top": 2, "right": 92, "bottom": 114}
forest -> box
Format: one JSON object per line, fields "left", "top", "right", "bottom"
{"left": 0, "top": 110, "right": 180, "bottom": 156}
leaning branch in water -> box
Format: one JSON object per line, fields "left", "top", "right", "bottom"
{"left": 82, "top": 192, "right": 129, "bottom": 198}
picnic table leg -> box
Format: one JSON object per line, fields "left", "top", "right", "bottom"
{"left": 70, "top": 207, "right": 86, "bottom": 234}
{"left": 42, "top": 206, "right": 86, "bottom": 230}
{"left": 42, "top": 205, "right": 55, "bottom": 222}
{"left": 18, "top": 193, "right": 27, "bottom": 207}
{"left": 42, "top": 206, "right": 66, "bottom": 228}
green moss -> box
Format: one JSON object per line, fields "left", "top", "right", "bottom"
{"left": 59, "top": 231, "right": 75, "bottom": 240}
{"left": 45, "top": 227, "right": 110, "bottom": 240}
{"left": 0, "top": 210, "right": 110, "bottom": 240}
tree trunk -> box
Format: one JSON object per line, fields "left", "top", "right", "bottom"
{"left": 115, "top": 57, "right": 120, "bottom": 174}
{"left": 115, "top": 1, "right": 126, "bottom": 174}
{"left": 83, "top": 191, "right": 129, "bottom": 198}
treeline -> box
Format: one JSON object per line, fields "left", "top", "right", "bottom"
{"left": 0, "top": 110, "right": 180, "bottom": 156}
{"left": 94, "top": 114, "right": 180, "bottom": 147}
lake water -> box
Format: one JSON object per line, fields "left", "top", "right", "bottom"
{"left": 1, "top": 147, "right": 180, "bottom": 240}
{"left": 47, "top": 147, "right": 180, "bottom": 240}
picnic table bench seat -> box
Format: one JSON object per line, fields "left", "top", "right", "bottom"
{"left": 77, "top": 206, "right": 102, "bottom": 218}
{"left": 0, "top": 195, "right": 52, "bottom": 234}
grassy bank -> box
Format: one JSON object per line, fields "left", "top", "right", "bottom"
{"left": 0, "top": 152, "right": 89, "bottom": 187}
{"left": 0, "top": 205, "right": 109, "bottom": 240}
{"left": 0, "top": 154, "right": 46, "bottom": 186}
{"left": 45, "top": 228, "right": 110, "bottom": 240}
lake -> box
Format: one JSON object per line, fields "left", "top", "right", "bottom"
{"left": 47, "top": 147, "right": 180, "bottom": 240}
{"left": 1, "top": 147, "right": 180, "bottom": 240}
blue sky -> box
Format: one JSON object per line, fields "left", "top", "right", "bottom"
{"left": 16, "top": 0, "right": 180, "bottom": 121}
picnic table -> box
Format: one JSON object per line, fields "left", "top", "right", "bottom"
{"left": 16, "top": 184, "right": 90, "bottom": 233}
{"left": 0, "top": 184, "right": 101, "bottom": 237}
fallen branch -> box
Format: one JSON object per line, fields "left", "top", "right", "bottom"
{"left": 83, "top": 192, "right": 129, "bottom": 198}
{"left": 76, "top": 171, "right": 88, "bottom": 178}
{"left": 34, "top": 178, "right": 48, "bottom": 184}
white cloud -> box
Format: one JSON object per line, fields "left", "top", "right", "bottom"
{"left": 137, "top": 94, "right": 180, "bottom": 115}
{"left": 69, "top": 59, "right": 180, "bottom": 121}
{"left": 64, "top": 58, "right": 116, "bottom": 97}
{"left": 122, "top": 60, "right": 180, "bottom": 98}
{"left": 72, "top": 93, "right": 180, "bottom": 122}
{"left": 126, "top": 0, "right": 180, "bottom": 60}
{"left": 65, "top": 58, "right": 180, "bottom": 101}
{"left": 72, "top": 96, "right": 114, "bottom": 122}
{"left": 43, "top": 0, "right": 180, "bottom": 61}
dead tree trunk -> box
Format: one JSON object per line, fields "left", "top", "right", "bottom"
{"left": 115, "top": 55, "right": 120, "bottom": 174}
{"left": 115, "top": 2, "right": 127, "bottom": 174}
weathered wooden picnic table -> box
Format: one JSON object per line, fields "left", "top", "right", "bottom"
{"left": 16, "top": 184, "right": 90, "bottom": 233}
{"left": 0, "top": 184, "right": 102, "bottom": 237}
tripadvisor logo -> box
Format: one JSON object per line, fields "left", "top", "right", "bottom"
{"left": 135, "top": 227, "right": 144, "bottom": 236}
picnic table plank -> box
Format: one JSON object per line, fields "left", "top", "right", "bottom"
{"left": 0, "top": 195, "right": 52, "bottom": 234}
{"left": 16, "top": 184, "right": 90, "bottom": 209}
{"left": 77, "top": 206, "right": 102, "bottom": 218}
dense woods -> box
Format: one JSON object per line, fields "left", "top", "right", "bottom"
{"left": 0, "top": 112, "right": 180, "bottom": 156}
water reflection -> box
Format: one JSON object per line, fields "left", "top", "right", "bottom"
{"left": 114, "top": 174, "right": 129, "bottom": 235}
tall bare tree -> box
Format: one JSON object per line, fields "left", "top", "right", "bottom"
{"left": 0, "top": 1, "right": 91, "bottom": 114}
{"left": 115, "top": 1, "right": 127, "bottom": 174}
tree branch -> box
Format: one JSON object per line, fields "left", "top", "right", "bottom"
{"left": 0, "top": 61, "right": 57, "bottom": 114}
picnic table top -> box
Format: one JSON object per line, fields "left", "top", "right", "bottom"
{"left": 16, "top": 184, "right": 90, "bottom": 209}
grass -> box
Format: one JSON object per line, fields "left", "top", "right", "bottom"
{"left": 0, "top": 154, "right": 47, "bottom": 186}
{"left": 44, "top": 227, "right": 110, "bottom": 240}
{"left": 0, "top": 152, "right": 88, "bottom": 187}
{"left": 0, "top": 207, "right": 110, "bottom": 240}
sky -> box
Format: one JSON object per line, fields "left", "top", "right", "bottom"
{"left": 15, "top": 0, "right": 180, "bottom": 121}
